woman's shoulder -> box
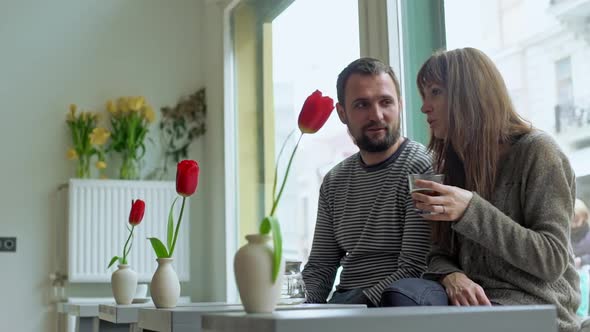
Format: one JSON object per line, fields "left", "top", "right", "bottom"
{"left": 402, "top": 139, "right": 433, "bottom": 173}
{"left": 512, "top": 130, "right": 565, "bottom": 159}
{"left": 509, "top": 130, "right": 573, "bottom": 178}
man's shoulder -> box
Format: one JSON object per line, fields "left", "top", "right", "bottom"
{"left": 324, "top": 153, "right": 359, "bottom": 180}
{"left": 403, "top": 139, "right": 430, "bottom": 157}
{"left": 399, "top": 139, "right": 432, "bottom": 172}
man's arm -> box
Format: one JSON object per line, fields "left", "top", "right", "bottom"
{"left": 302, "top": 183, "right": 344, "bottom": 303}
{"left": 362, "top": 180, "right": 433, "bottom": 306}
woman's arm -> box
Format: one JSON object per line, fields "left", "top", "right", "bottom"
{"left": 452, "top": 140, "right": 575, "bottom": 282}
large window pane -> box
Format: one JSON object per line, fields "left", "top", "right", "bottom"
{"left": 271, "top": 0, "right": 359, "bottom": 262}
{"left": 444, "top": 0, "right": 590, "bottom": 204}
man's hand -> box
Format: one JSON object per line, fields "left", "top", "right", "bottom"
{"left": 441, "top": 272, "right": 491, "bottom": 306}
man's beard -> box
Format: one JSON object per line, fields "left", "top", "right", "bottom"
{"left": 352, "top": 122, "right": 400, "bottom": 152}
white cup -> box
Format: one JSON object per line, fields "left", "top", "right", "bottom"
{"left": 135, "top": 284, "right": 148, "bottom": 298}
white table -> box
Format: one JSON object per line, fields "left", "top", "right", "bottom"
{"left": 57, "top": 302, "right": 128, "bottom": 332}
{"left": 201, "top": 305, "right": 557, "bottom": 332}
{"left": 138, "top": 304, "right": 366, "bottom": 332}
{"left": 58, "top": 297, "right": 191, "bottom": 332}
{"left": 99, "top": 302, "right": 226, "bottom": 332}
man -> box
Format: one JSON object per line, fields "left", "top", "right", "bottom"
{"left": 302, "top": 57, "right": 432, "bottom": 306}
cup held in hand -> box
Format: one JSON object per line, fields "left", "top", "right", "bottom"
{"left": 408, "top": 174, "right": 445, "bottom": 214}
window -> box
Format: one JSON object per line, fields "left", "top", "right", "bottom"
{"left": 271, "top": 0, "right": 359, "bottom": 262}
{"left": 226, "top": 0, "right": 361, "bottom": 301}
{"left": 444, "top": 0, "right": 590, "bottom": 237}
{"left": 555, "top": 57, "right": 574, "bottom": 133}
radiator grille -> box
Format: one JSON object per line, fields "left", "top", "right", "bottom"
{"left": 68, "top": 179, "right": 190, "bottom": 282}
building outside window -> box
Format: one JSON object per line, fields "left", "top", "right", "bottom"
{"left": 445, "top": 0, "right": 590, "bottom": 201}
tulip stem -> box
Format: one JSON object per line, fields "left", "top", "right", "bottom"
{"left": 270, "top": 133, "right": 303, "bottom": 217}
{"left": 121, "top": 226, "right": 135, "bottom": 265}
{"left": 169, "top": 196, "right": 186, "bottom": 257}
{"left": 272, "top": 129, "right": 297, "bottom": 202}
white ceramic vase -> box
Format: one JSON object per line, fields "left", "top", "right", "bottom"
{"left": 234, "top": 234, "right": 284, "bottom": 313}
{"left": 150, "top": 258, "right": 180, "bottom": 308}
{"left": 111, "top": 264, "right": 138, "bottom": 305}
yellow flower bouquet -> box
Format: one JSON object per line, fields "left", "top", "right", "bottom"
{"left": 65, "top": 104, "right": 110, "bottom": 178}
{"left": 106, "top": 96, "right": 155, "bottom": 180}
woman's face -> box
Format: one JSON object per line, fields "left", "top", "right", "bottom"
{"left": 420, "top": 83, "right": 449, "bottom": 139}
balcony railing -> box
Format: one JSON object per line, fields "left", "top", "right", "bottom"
{"left": 555, "top": 103, "right": 590, "bottom": 134}
{"left": 549, "top": 0, "right": 590, "bottom": 44}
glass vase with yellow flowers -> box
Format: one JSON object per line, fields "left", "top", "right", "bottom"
{"left": 65, "top": 104, "right": 110, "bottom": 178}
{"left": 106, "top": 96, "right": 156, "bottom": 180}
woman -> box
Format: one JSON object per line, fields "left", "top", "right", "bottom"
{"left": 380, "top": 48, "right": 580, "bottom": 332}
{"left": 572, "top": 198, "right": 590, "bottom": 268}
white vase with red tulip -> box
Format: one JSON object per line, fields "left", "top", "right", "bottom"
{"left": 232, "top": 90, "right": 335, "bottom": 313}
{"left": 107, "top": 199, "right": 145, "bottom": 304}
{"left": 150, "top": 258, "right": 180, "bottom": 308}
{"left": 147, "top": 160, "right": 200, "bottom": 309}
{"left": 111, "top": 264, "right": 138, "bottom": 304}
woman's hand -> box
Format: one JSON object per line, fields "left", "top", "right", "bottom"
{"left": 441, "top": 272, "right": 491, "bottom": 306}
{"left": 411, "top": 180, "right": 473, "bottom": 221}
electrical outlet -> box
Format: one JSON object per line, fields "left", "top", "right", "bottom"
{"left": 0, "top": 237, "right": 16, "bottom": 252}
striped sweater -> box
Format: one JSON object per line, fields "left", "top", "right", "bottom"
{"left": 302, "top": 139, "right": 433, "bottom": 305}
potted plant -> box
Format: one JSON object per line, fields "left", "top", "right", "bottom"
{"left": 147, "top": 160, "right": 199, "bottom": 308}
{"left": 65, "top": 103, "right": 110, "bottom": 178}
{"left": 233, "top": 90, "right": 335, "bottom": 313}
{"left": 107, "top": 199, "right": 145, "bottom": 304}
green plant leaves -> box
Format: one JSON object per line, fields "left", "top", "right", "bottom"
{"left": 148, "top": 237, "right": 169, "bottom": 258}
{"left": 167, "top": 197, "right": 179, "bottom": 251}
{"left": 107, "top": 256, "right": 120, "bottom": 268}
{"left": 269, "top": 216, "right": 282, "bottom": 283}
{"left": 259, "top": 216, "right": 271, "bottom": 235}
{"left": 258, "top": 216, "right": 282, "bottom": 281}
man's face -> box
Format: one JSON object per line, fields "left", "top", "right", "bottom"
{"left": 336, "top": 73, "right": 401, "bottom": 152}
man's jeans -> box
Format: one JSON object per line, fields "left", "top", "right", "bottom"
{"left": 328, "top": 288, "right": 376, "bottom": 307}
{"left": 380, "top": 278, "right": 449, "bottom": 306}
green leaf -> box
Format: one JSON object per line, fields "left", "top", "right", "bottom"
{"left": 167, "top": 197, "right": 179, "bottom": 251}
{"left": 107, "top": 256, "right": 120, "bottom": 268}
{"left": 269, "top": 216, "right": 282, "bottom": 283}
{"left": 148, "top": 237, "right": 169, "bottom": 258}
{"left": 259, "top": 216, "right": 271, "bottom": 235}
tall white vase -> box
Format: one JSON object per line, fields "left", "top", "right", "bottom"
{"left": 111, "top": 264, "right": 138, "bottom": 305}
{"left": 150, "top": 258, "right": 180, "bottom": 308}
{"left": 234, "top": 234, "right": 284, "bottom": 313}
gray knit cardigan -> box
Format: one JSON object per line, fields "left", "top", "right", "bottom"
{"left": 423, "top": 131, "right": 581, "bottom": 332}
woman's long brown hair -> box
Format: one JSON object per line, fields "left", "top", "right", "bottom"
{"left": 416, "top": 48, "right": 532, "bottom": 249}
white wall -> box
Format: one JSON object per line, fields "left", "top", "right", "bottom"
{"left": 0, "top": 1, "right": 228, "bottom": 330}
{"left": 191, "top": 0, "right": 229, "bottom": 302}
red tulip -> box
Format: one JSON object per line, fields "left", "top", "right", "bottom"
{"left": 176, "top": 160, "right": 199, "bottom": 197}
{"left": 298, "top": 90, "right": 335, "bottom": 134}
{"left": 129, "top": 199, "right": 145, "bottom": 225}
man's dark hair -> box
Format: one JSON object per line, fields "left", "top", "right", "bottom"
{"left": 336, "top": 57, "right": 401, "bottom": 105}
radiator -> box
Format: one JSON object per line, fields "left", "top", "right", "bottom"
{"left": 68, "top": 179, "right": 190, "bottom": 282}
